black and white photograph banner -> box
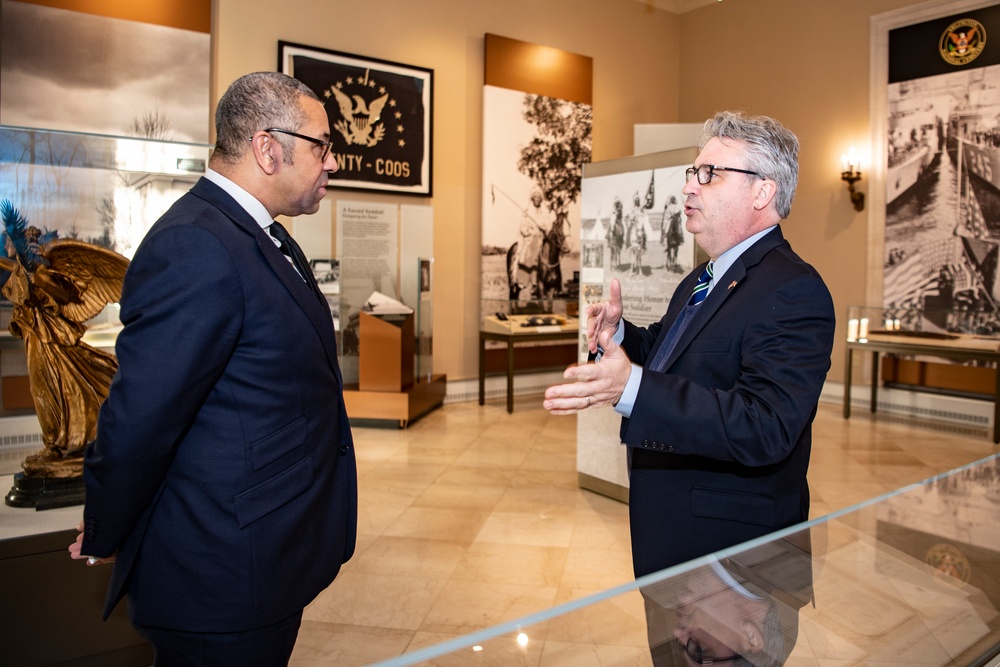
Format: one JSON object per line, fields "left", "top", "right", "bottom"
{"left": 883, "top": 4, "right": 1000, "bottom": 333}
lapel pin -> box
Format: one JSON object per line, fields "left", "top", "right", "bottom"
{"left": 727, "top": 280, "right": 738, "bottom": 290}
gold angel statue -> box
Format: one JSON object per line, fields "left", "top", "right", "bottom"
{"left": 0, "top": 200, "right": 128, "bottom": 478}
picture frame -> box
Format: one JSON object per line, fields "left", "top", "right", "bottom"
{"left": 279, "top": 41, "right": 433, "bottom": 196}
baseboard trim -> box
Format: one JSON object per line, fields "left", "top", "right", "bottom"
{"left": 444, "top": 371, "right": 567, "bottom": 405}
{"left": 578, "top": 472, "right": 629, "bottom": 504}
{"left": 821, "top": 381, "right": 993, "bottom": 436}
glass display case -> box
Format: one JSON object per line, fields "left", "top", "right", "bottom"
{"left": 845, "top": 305, "right": 1000, "bottom": 347}
{"left": 0, "top": 124, "right": 211, "bottom": 260}
{"left": 478, "top": 297, "right": 580, "bottom": 413}
{"left": 481, "top": 297, "right": 580, "bottom": 336}
{"left": 415, "top": 257, "right": 434, "bottom": 381}
{"left": 372, "top": 453, "right": 1000, "bottom": 666}
{"left": 0, "top": 125, "right": 211, "bottom": 414}
{"left": 843, "top": 305, "right": 1000, "bottom": 444}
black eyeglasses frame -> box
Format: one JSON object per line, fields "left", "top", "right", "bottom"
{"left": 685, "top": 164, "right": 763, "bottom": 185}
{"left": 258, "top": 128, "right": 334, "bottom": 162}
{"left": 675, "top": 637, "right": 742, "bottom": 665}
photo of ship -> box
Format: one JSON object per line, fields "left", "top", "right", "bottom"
{"left": 887, "top": 82, "right": 941, "bottom": 207}
{"left": 884, "top": 67, "right": 1000, "bottom": 336}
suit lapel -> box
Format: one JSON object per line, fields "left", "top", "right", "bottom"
{"left": 188, "top": 179, "right": 342, "bottom": 380}
{"left": 657, "top": 227, "right": 786, "bottom": 371}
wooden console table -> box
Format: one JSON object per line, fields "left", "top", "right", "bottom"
{"left": 843, "top": 335, "right": 1000, "bottom": 443}
{"left": 479, "top": 328, "right": 578, "bottom": 413}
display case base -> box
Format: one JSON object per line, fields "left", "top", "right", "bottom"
{"left": 343, "top": 374, "right": 447, "bottom": 428}
{"left": 5, "top": 471, "right": 85, "bottom": 510}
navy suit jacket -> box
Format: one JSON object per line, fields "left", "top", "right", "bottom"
{"left": 619, "top": 226, "right": 834, "bottom": 577}
{"left": 81, "top": 178, "right": 357, "bottom": 632}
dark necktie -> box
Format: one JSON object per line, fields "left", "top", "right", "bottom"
{"left": 269, "top": 221, "right": 325, "bottom": 302}
{"left": 688, "top": 262, "right": 713, "bottom": 306}
{"left": 647, "top": 262, "right": 714, "bottom": 372}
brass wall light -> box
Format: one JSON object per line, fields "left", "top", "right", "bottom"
{"left": 840, "top": 147, "right": 865, "bottom": 212}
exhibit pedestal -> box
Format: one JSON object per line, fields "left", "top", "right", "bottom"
{"left": 1, "top": 475, "right": 153, "bottom": 666}
{"left": 343, "top": 374, "right": 447, "bottom": 428}
{"left": 359, "top": 311, "right": 415, "bottom": 392}
{"left": 5, "top": 472, "right": 85, "bottom": 510}
{"left": 350, "top": 310, "right": 444, "bottom": 427}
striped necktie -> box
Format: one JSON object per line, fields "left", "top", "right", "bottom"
{"left": 647, "top": 261, "right": 716, "bottom": 372}
{"left": 689, "top": 262, "right": 714, "bottom": 305}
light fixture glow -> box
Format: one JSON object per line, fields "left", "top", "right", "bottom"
{"left": 840, "top": 146, "right": 865, "bottom": 212}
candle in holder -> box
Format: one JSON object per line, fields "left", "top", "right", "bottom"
{"left": 847, "top": 318, "right": 859, "bottom": 341}
{"left": 859, "top": 318, "right": 869, "bottom": 340}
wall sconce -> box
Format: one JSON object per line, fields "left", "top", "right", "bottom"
{"left": 840, "top": 147, "right": 865, "bottom": 212}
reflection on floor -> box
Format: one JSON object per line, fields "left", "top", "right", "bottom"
{"left": 290, "top": 398, "right": 997, "bottom": 666}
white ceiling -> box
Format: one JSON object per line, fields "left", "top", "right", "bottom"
{"left": 634, "top": 0, "right": 721, "bottom": 13}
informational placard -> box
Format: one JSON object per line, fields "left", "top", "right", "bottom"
{"left": 336, "top": 200, "right": 399, "bottom": 383}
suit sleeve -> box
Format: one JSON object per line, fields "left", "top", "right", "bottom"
{"left": 621, "top": 272, "right": 835, "bottom": 467}
{"left": 81, "top": 224, "right": 244, "bottom": 557}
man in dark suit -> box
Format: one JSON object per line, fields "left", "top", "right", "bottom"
{"left": 544, "top": 111, "right": 835, "bottom": 577}
{"left": 68, "top": 72, "right": 357, "bottom": 666}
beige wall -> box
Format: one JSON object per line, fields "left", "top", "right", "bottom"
{"left": 213, "top": 0, "right": 939, "bottom": 384}
{"left": 678, "top": 0, "right": 938, "bottom": 383}
{"left": 213, "top": 0, "right": 680, "bottom": 382}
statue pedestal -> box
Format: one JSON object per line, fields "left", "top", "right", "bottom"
{"left": 5, "top": 472, "right": 84, "bottom": 510}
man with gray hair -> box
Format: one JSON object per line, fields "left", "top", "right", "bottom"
{"left": 544, "top": 110, "right": 834, "bottom": 576}
{"left": 69, "top": 71, "right": 356, "bottom": 665}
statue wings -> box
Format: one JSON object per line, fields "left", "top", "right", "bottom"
{"left": 33, "top": 239, "right": 129, "bottom": 324}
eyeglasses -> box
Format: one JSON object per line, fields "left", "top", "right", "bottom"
{"left": 685, "top": 164, "right": 763, "bottom": 185}
{"left": 676, "top": 637, "right": 741, "bottom": 665}
{"left": 260, "top": 128, "right": 333, "bottom": 162}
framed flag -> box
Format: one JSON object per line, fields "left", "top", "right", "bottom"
{"left": 279, "top": 41, "right": 433, "bottom": 196}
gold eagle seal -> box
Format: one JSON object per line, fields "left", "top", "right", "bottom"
{"left": 940, "top": 18, "right": 987, "bottom": 66}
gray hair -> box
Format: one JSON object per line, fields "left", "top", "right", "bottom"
{"left": 212, "top": 72, "right": 320, "bottom": 165}
{"left": 700, "top": 111, "right": 799, "bottom": 219}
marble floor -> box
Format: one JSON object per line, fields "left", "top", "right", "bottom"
{"left": 289, "top": 397, "right": 999, "bottom": 666}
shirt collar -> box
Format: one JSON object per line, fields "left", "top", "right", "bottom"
{"left": 203, "top": 168, "right": 273, "bottom": 233}
{"left": 709, "top": 225, "right": 777, "bottom": 292}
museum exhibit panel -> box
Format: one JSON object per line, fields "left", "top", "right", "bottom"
{"left": 372, "top": 453, "right": 1000, "bottom": 666}
{"left": 575, "top": 146, "right": 701, "bottom": 502}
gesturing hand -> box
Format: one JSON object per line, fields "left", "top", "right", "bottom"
{"left": 543, "top": 327, "right": 632, "bottom": 415}
{"left": 585, "top": 278, "right": 623, "bottom": 354}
